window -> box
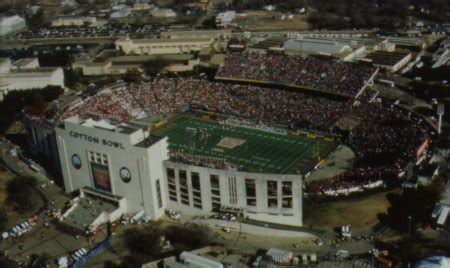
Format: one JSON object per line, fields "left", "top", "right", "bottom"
{"left": 246, "top": 178, "right": 256, "bottom": 206}
{"left": 167, "top": 168, "right": 175, "bottom": 179}
{"left": 210, "top": 174, "right": 221, "bottom": 211}
{"left": 89, "top": 151, "right": 108, "bottom": 165}
{"left": 282, "top": 181, "right": 293, "bottom": 208}
{"left": 156, "top": 179, "right": 163, "bottom": 209}
{"left": 191, "top": 172, "right": 202, "bottom": 209}
{"left": 166, "top": 168, "right": 177, "bottom": 202}
{"left": 268, "top": 198, "right": 278, "bottom": 208}
{"left": 88, "top": 150, "right": 111, "bottom": 192}
{"left": 212, "top": 189, "right": 220, "bottom": 196}
{"left": 210, "top": 174, "right": 220, "bottom": 189}
{"left": 247, "top": 199, "right": 257, "bottom": 206}
{"left": 282, "top": 181, "right": 292, "bottom": 196}
{"left": 267, "top": 181, "right": 278, "bottom": 197}
{"left": 282, "top": 197, "right": 293, "bottom": 208}
{"left": 267, "top": 180, "right": 278, "bottom": 209}
{"left": 191, "top": 172, "right": 200, "bottom": 191}
{"left": 179, "top": 170, "right": 189, "bottom": 205}
{"left": 245, "top": 179, "right": 256, "bottom": 197}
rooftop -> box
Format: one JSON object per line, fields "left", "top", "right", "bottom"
{"left": 68, "top": 116, "right": 141, "bottom": 135}
{"left": 120, "top": 37, "right": 213, "bottom": 44}
{"left": 13, "top": 58, "right": 38, "bottom": 67}
{"left": 60, "top": 192, "right": 118, "bottom": 231}
{"left": 366, "top": 51, "right": 410, "bottom": 66}
{"left": 283, "top": 39, "right": 351, "bottom": 55}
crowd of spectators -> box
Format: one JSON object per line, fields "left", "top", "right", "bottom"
{"left": 305, "top": 165, "right": 397, "bottom": 195}
{"left": 170, "top": 146, "right": 237, "bottom": 171}
{"left": 61, "top": 78, "right": 429, "bottom": 193}
{"left": 216, "top": 52, "right": 378, "bottom": 97}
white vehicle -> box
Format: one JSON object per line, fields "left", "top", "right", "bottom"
{"left": 168, "top": 209, "right": 181, "bottom": 220}
{"left": 222, "top": 227, "right": 231, "bottom": 233}
{"left": 131, "top": 210, "right": 145, "bottom": 224}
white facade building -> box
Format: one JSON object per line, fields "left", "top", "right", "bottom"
{"left": 55, "top": 115, "right": 304, "bottom": 227}
{"left": 0, "top": 15, "right": 26, "bottom": 36}
{"left": 150, "top": 8, "right": 176, "bottom": 18}
{"left": 115, "top": 37, "right": 214, "bottom": 55}
{"left": 0, "top": 58, "right": 65, "bottom": 101}
{"left": 215, "top": 11, "right": 236, "bottom": 27}
{"left": 52, "top": 16, "right": 97, "bottom": 27}
{"left": 56, "top": 116, "right": 169, "bottom": 221}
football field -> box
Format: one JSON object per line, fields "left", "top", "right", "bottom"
{"left": 152, "top": 114, "right": 337, "bottom": 175}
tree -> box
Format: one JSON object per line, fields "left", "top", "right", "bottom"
{"left": 26, "top": 8, "right": 45, "bottom": 29}
{"left": 122, "top": 69, "right": 142, "bottom": 84}
{"left": 123, "top": 226, "right": 161, "bottom": 257}
{"left": 0, "top": 208, "right": 8, "bottom": 230}
{"left": 378, "top": 177, "right": 444, "bottom": 231}
{"left": 6, "top": 177, "right": 38, "bottom": 213}
{"left": 64, "top": 68, "right": 82, "bottom": 88}
{"left": 142, "top": 57, "right": 171, "bottom": 76}
{"left": 165, "top": 223, "right": 212, "bottom": 249}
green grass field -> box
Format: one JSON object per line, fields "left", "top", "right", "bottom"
{"left": 152, "top": 114, "right": 337, "bottom": 175}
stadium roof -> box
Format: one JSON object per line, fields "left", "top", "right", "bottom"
{"left": 283, "top": 39, "right": 351, "bottom": 55}
{"left": 366, "top": 51, "right": 410, "bottom": 66}
{"left": 151, "top": 113, "right": 336, "bottom": 175}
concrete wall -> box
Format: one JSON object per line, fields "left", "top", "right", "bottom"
{"left": 0, "top": 68, "right": 65, "bottom": 90}
{"left": 164, "top": 162, "right": 303, "bottom": 226}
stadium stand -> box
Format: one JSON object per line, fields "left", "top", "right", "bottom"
{"left": 61, "top": 78, "right": 428, "bottom": 195}
{"left": 215, "top": 52, "right": 378, "bottom": 97}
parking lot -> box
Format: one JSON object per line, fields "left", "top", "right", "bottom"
{"left": 6, "top": 23, "right": 166, "bottom": 40}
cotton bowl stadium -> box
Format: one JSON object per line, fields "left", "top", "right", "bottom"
{"left": 23, "top": 53, "right": 431, "bottom": 230}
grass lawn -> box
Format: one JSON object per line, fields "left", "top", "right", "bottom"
{"left": 152, "top": 113, "right": 336, "bottom": 174}
{"left": 303, "top": 189, "right": 402, "bottom": 229}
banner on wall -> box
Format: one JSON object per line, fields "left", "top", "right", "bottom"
{"left": 91, "top": 162, "right": 111, "bottom": 192}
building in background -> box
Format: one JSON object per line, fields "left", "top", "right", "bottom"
{"left": 150, "top": 8, "right": 176, "bottom": 18}
{"left": 0, "top": 58, "right": 65, "bottom": 101}
{"left": 73, "top": 54, "right": 199, "bottom": 75}
{"left": 283, "top": 38, "right": 363, "bottom": 61}
{"left": 365, "top": 51, "right": 412, "bottom": 73}
{"left": 0, "top": 15, "right": 26, "bottom": 36}
{"left": 51, "top": 16, "right": 97, "bottom": 27}
{"left": 116, "top": 37, "right": 214, "bottom": 55}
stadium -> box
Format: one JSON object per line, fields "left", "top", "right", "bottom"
{"left": 25, "top": 52, "right": 430, "bottom": 229}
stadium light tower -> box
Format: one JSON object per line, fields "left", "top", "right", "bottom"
{"left": 437, "top": 103, "right": 444, "bottom": 135}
